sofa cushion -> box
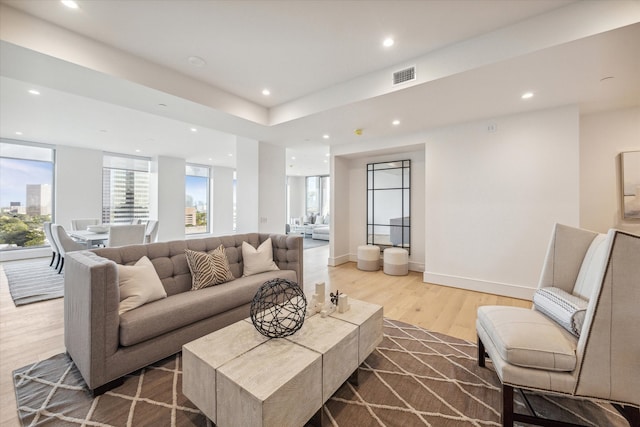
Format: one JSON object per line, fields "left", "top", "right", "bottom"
{"left": 242, "top": 238, "right": 279, "bottom": 277}
{"left": 118, "top": 256, "right": 167, "bottom": 315}
{"left": 119, "top": 269, "right": 297, "bottom": 347}
{"left": 185, "top": 245, "right": 234, "bottom": 290}
{"left": 533, "top": 287, "right": 588, "bottom": 337}
{"left": 477, "top": 306, "right": 577, "bottom": 372}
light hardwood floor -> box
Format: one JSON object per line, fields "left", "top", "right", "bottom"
{"left": 0, "top": 245, "right": 530, "bottom": 426}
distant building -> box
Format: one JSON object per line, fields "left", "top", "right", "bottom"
{"left": 185, "top": 206, "right": 197, "bottom": 226}
{"left": 102, "top": 169, "right": 149, "bottom": 224}
{"left": 26, "top": 184, "right": 51, "bottom": 216}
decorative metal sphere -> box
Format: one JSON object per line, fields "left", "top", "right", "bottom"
{"left": 250, "top": 279, "right": 307, "bottom": 338}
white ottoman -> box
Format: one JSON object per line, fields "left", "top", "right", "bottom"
{"left": 357, "top": 245, "right": 380, "bottom": 271}
{"left": 384, "top": 248, "right": 409, "bottom": 276}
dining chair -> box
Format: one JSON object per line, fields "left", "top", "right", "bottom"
{"left": 71, "top": 218, "right": 100, "bottom": 231}
{"left": 51, "top": 224, "right": 86, "bottom": 273}
{"left": 144, "top": 220, "right": 159, "bottom": 243}
{"left": 107, "top": 224, "right": 146, "bottom": 247}
{"left": 43, "top": 221, "right": 60, "bottom": 269}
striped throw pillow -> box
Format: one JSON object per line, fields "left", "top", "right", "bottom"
{"left": 185, "top": 245, "right": 235, "bottom": 290}
{"left": 533, "top": 287, "right": 589, "bottom": 337}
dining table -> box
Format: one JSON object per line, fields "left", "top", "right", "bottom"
{"left": 69, "top": 230, "right": 109, "bottom": 248}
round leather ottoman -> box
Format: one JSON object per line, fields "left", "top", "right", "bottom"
{"left": 357, "top": 245, "right": 380, "bottom": 271}
{"left": 383, "top": 248, "right": 409, "bottom": 276}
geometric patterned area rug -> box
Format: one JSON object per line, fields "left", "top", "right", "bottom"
{"left": 13, "top": 319, "right": 628, "bottom": 426}
{"left": 2, "top": 257, "right": 64, "bottom": 306}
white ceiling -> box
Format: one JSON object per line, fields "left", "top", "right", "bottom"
{"left": 0, "top": 0, "right": 639, "bottom": 176}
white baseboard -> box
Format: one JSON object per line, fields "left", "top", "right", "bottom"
{"left": 328, "top": 254, "right": 351, "bottom": 266}
{"left": 422, "top": 271, "right": 535, "bottom": 301}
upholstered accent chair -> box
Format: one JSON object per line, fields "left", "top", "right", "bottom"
{"left": 107, "top": 224, "right": 146, "bottom": 247}
{"left": 71, "top": 218, "right": 99, "bottom": 231}
{"left": 43, "top": 221, "right": 60, "bottom": 269}
{"left": 144, "top": 220, "right": 159, "bottom": 243}
{"left": 51, "top": 224, "right": 86, "bottom": 273}
{"left": 477, "top": 224, "right": 639, "bottom": 427}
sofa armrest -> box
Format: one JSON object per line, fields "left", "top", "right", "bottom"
{"left": 64, "top": 250, "right": 120, "bottom": 390}
{"left": 264, "top": 234, "right": 304, "bottom": 287}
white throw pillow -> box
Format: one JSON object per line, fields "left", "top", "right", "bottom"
{"left": 118, "top": 256, "right": 167, "bottom": 315}
{"left": 242, "top": 238, "right": 279, "bottom": 277}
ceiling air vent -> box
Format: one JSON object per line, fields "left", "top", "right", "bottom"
{"left": 393, "top": 66, "right": 416, "bottom": 85}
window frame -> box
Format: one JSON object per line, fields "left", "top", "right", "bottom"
{"left": 185, "top": 163, "right": 211, "bottom": 235}
{"left": 0, "top": 138, "right": 56, "bottom": 251}
{"left": 101, "top": 152, "right": 151, "bottom": 225}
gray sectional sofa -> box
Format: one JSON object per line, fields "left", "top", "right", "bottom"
{"left": 64, "top": 233, "right": 303, "bottom": 394}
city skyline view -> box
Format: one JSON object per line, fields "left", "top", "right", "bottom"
{"left": 0, "top": 158, "right": 53, "bottom": 207}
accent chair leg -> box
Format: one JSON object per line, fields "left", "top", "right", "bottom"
{"left": 49, "top": 251, "right": 56, "bottom": 266}
{"left": 57, "top": 257, "right": 64, "bottom": 274}
{"left": 478, "top": 335, "right": 486, "bottom": 367}
{"left": 613, "top": 404, "right": 640, "bottom": 427}
{"left": 502, "top": 384, "right": 514, "bottom": 427}
{"left": 54, "top": 253, "right": 61, "bottom": 270}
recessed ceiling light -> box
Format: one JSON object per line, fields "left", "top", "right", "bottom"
{"left": 190, "top": 127, "right": 197, "bottom": 132}
{"left": 262, "top": 89, "right": 271, "bottom": 96}
{"left": 61, "top": 0, "right": 79, "bottom": 9}
{"left": 28, "top": 89, "right": 40, "bottom": 95}
{"left": 135, "top": 149, "right": 141, "bottom": 153}
{"left": 325, "top": 153, "right": 330, "bottom": 157}
{"left": 383, "top": 37, "right": 394, "bottom": 47}
{"left": 323, "top": 134, "right": 330, "bottom": 139}
{"left": 15, "top": 131, "right": 23, "bottom": 135}
{"left": 228, "top": 153, "right": 233, "bottom": 157}
{"left": 208, "top": 158, "right": 212, "bottom": 161}
{"left": 392, "top": 119, "right": 400, "bottom": 126}
{"left": 291, "top": 156, "right": 296, "bottom": 160}
{"left": 187, "top": 56, "right": 206, "bottom": 67}
{"left": 521, "top": 92, "right": 534, "bottom": 99}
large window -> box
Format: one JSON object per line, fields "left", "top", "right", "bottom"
{"left": 0, "top": 140, "right": 55, "bottom": 251}
{"left": 305, "top": 175, "right": 330, "bottom": 220}
{"left": 102, "top": 153, "right": 150, "bottom": 224}
{"left": 185, "top": 164, "right": 210, "bottom": 235}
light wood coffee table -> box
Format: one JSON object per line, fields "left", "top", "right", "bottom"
{"left": 183, "top": 299, "right": 383, "bottom": 427}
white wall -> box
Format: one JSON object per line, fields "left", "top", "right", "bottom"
{"left": 235, "top": 137, "right": 259, "bottom": 233}
{"left": 287, "top": 176, "right": 306, "bottom": 222}
{"left": 345, "top": 151, "right": 425, "bottom": 271}
{"left": 211, "top": 166, "right": 234, "bottom": 235}
{"left": 330, "top": 156, "right": 351, "bottom": 266}
{"left": 258, "top": 142, "right": 286, "bottom": 234}
{"left": 55, "top": 145, "right": 102, "bottom": 231}
{"left": 423, "top": 106, "right": 580, "bottom": 299}
{"left": 580, "top": 107, "right": 640, "bottom": 235}
{"left": 153, "top": 156, "right": 185, "bottom": 241}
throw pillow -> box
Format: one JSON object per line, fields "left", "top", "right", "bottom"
{"left": 185, "top": 245, "right": 235, "bottom": 290}
{"left": 533, "top": 287, "right": 589, "bottom": 337}
{"left": 118, "top": 256, "right": 167, "bottom": 315}
{"left": 242, "top": 238, "right": 279, "bottom": 277}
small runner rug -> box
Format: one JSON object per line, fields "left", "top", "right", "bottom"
{"left": 13, "top": 319, "right": 627, "bottom": 426}
{"left": 2, "top": 257, "right": 64, "bottom": 306}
